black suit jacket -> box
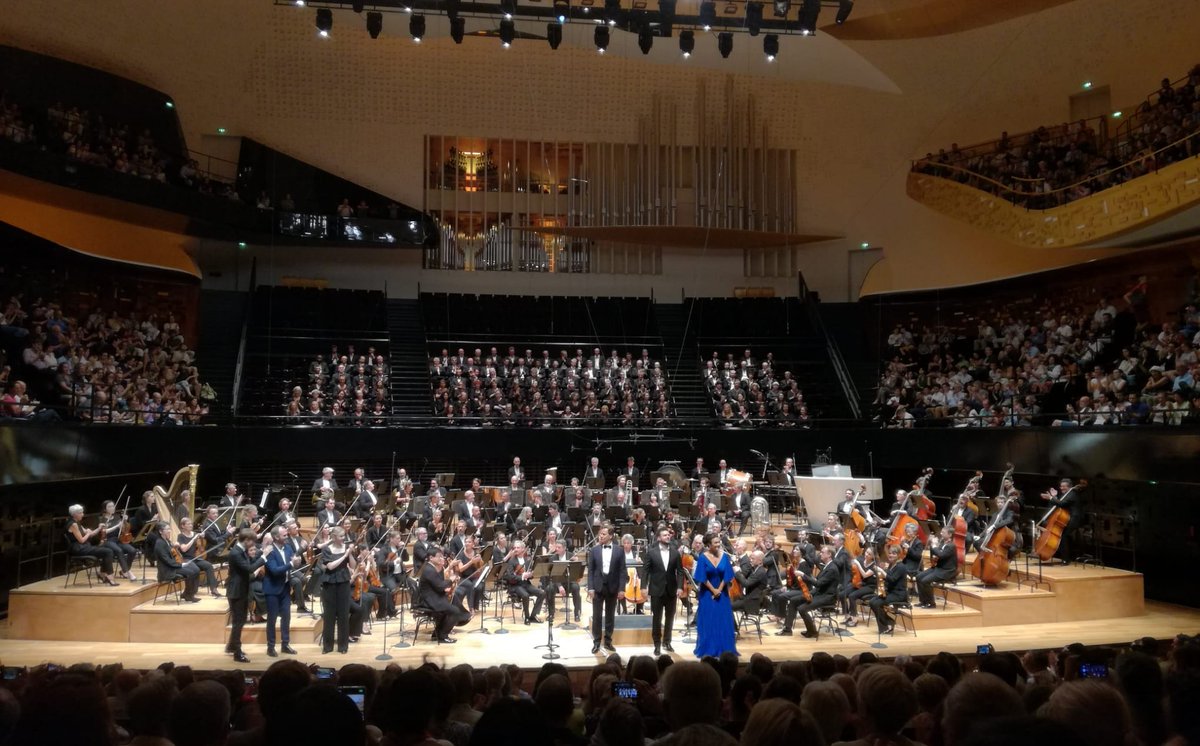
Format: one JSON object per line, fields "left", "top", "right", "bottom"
{"left": 508, "top": 467, "right": 525, "bottom": 483}
{"left": 226, "top": 543, "right": 265, "bottom": 600}
{"left": 419, "top": 562, "right": 456, "bottom": 613}
{"left": 928, "top": 542, "right": 958, "bottom": 577}
{"left": 587, "top": 543, "right": 627, "bottom": 595}
{"left": 311, "top": 478, "right": 337, "bottom": 494}
{"left": 903, "top": 539, "right": 925, "bottom": 574}
{"left": 644, "top": 544, "right": 682, "bottom": 598}
{"left": 735, "top": 565, "right": 769, "bottom": 605}
{"left": 154, "top": 540, "right": 183, "bottom": 582}
{"left": 803, "top": 563, "right": 841, "bottom": 599}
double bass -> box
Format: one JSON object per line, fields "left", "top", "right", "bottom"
{"left": 949, "top": 471, "right": 983, "bottom": 566}
{"left": 886, "top": 468, "right": 931, "bottom": 547}
{"left": 842, "top": 484, "right": 867, "bottom": 557}
{"left": 1033, "top": 479, "right": 1084, "bottom": 561}
{"left": 970, "top": 492, "right": 1016, "bottom": 586}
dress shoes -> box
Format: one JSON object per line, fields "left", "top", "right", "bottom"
{"left": 526, "top": 615, "right": 542, "bottom": 625}
{"left": 233, "top": 651, "right": 250, "bottom": 663}
{"left": 603, "top": 641, "right": 616, "bottom": 652}
{"left": 349, "top": 636, "right": 360, "bottom": 643}
{"left": 184, "top": 596, "right": 201, "bottom": 604}
{"left": 297, "top": 606, "right": 310, "bottom": 613}
{"left": 845, "top": 618, "right": 858, "bottom": 627}
{"left": 775, "top": 629, "right": 793, "bottom": 636}
{"left": 591, "top": 643, "right": 601, "bottom": 654}
{"left": 267, "top": 647, "right": 278, "bottom": 658}
{"left": 251, "top": 615, "right": 267, "bottom": 624}
{"left": 663, "top": 643, "right": 675, "bottom": 653}
{"left": 281, "top": 644, "right": 298, "bottom": 654}
{"left": 211, "top": 591, "right": 223, "bottom": 598}
{"left": 801, "top": 630, "right": 819, "bottom": 639}
{"left": 438, "top": 636, "right": 457, "bottom": 644}
{"left": 654, "top": 646, "right": 662, "bottom": 657}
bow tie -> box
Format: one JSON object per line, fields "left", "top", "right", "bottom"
{"left": 602, "top": 545, "right": 612, "bottom": 550}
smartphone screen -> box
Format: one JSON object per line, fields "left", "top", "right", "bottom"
{"left": 611, "top": 681, "right": 638, "bottom": 700}
{"left": 339, "top": 685, "right": 366, "bottom": 715}
{"left": 1079, "top": 662, "right": 1109, "bottom": 678}
{"left": 315, "top": 666, "right": 335, "bottom": 680}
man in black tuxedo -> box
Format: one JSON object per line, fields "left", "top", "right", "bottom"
{"left": 508, "top": 457, "right": 525, "bottom": 484}
{"left": 503, "top": 540, "right": 545, "bottom": 624}
{"left": 351, "top": 480, "right": 378, "bottom": 520}
{"left": 917, "top": 526, "right": 959, "bottom": 608}
{"left": 455, "top": 490, "right": 478, "bottom": 523}
{"left": 345, "top": 468, "right": 367, "bottom": 497}
{"left": 226, "top": 528, "right": 266, "bottom": 663}
{"left": 316, "top": 497, "right": 341, "bottom": 532}
{"left": 311, "top": 467, "right": 337, "bottom": 495}
{"left": 715, "top": 459, "right": 730, "bottom": 487}
{"left": 732, "top": 550, "right": 769, "bottom": 615}
{"left": 587, "top": 524, "right": 626, "bottom": 654}
{"left": 622, "top": 457, "right": 640, "bottom": 490}
{"left": 776, "top": 545, "right": 838, "bottom": 638}
{"left": 1040, "top": 478, "right": 1082, "bottom": 563}
{"left": 780, "top": 458, "right": 797, "bottom": 487}
{"left": 691, "top": 457, "right": 706, "bottom": 480}
{"left": 644, "top": 526, "right": 683, "bottom": 656}
{"left": 585, "top": 457, "right": 603, "bottom": 482}
{"left": 219, "top": 483, "right": 245, "bottom": 509}
{"left": 419, "top": 547, "right": 470, "bottom": 643}
{"left": 412, "top": 527, "right": 433, "bottom": 570}
{"left": 154, "top": 522, "right": 200, "bottom": 603}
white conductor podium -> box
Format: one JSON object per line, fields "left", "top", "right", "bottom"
{"left": 799, "top": 465, "right": 883, "bottom": 520}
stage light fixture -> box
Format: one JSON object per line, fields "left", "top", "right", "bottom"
{"left": 638, "top": 25, "right": 653, "bottom": 54}
{"left": 604, "top": 0, "right": 620, "bottom": 25}
{"left": 410, "top": 14, "right": 425, "bottom": 41}
{"left": 499, "top": 18, "right": 516, "bottom": 46}
{"left": 366, "top": 11, "right": 383, "bottom": 38}
{"left": 315, "top": 8, "right": 333, "bottom": 37}
{"left": 798, "top": 0, "right": 820, "bottom": 34}
{"left": 717, "top": 31, "right": 732, "bottom": 58}
{"left": 772, "top": 0, "right": 789, "bottom": 17}
{"left": 553, "top": 0, "right": 569, "bottom": 22}
{"left": 294, "top": 0, "right": 305, "bottom": 6}
{"left": 352, "top": 0, "right": 364, "bottom": 12}
{"left": 698, "top": 1, "right": 715, "bottom": 30}
{"left": 763, "top": 33, "right": 778, "bottom": 60}
{"left": 679, "top": 29, "right": 694, "bottom": 57}
{"left": 659, "top": 0, "right": 675, "bottom": 22}
{"left": 450, "top": 15, "right": 466, "bottom": 42}
{"left": 547, "top": 22, "right": 563, "bottom": 48}
{"left": 745, "top": 2, "right": 762, "bottom": 35}
{"left": 835, "top": 0, "right": 853, "bottom": 23}
{"left": 501, "top": 0, "right": 517, "bottom": 19}
{"left": 594, "top": 24, "right": 609, "bottom": 52}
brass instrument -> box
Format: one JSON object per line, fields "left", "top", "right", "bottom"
{"left": 151, "top": 464, "right": 198, "bottom": 541}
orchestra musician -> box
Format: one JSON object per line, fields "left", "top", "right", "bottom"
{"left": 693, "top": 503, "right": 723, "bottom": 537}
{"left": 176, "top": 517, "right": 220, "bottom": 597}
{"left": 619, "top": 534, "right": 645, "bottom": 615}
{"left": 262, "top": 526, "right": 299, "bottom": 657}
{"left": 503, "top": 540, "right": 546, "bottom": 624}
{"left": 693, "top": 476, "right": 717, "bottom": 509}
{"left": 131, "top": 491, "right": 160, "bottom": 562}
{"left": 456, "top": 490, "right": 479, "bottom": 523}
{"left": 535, "top": 474, "right": 558, "bottom": 505}
{"left": 365, "top": 513, "right": 389, "bottom": 548}
{"left": 98, "top": 500, "right": 138, "bottom": 581}
{"left": 622, "top": 457, "right": 640, "bottom": 489}
{"left": 715, "top": 459, "right": 731, "bottom": 487}
{"left": 219, "top": 483, "right": 245, "bottom": 509}
{"left": 845, "top": 547, "right": 880, "bottom": 619}
{"left": 900, "top": 523, "right": 925, "bottom": 577}
{"left": 377, "top": 530, "right": 411, "bottom": 603}
{"left": 769, "top": 544, "right": 809, "bottom": 619}
{"left": 990, "top": 489, "right": 1024, "bottom": 556}
{"left": 587, "top": 524, "right": 627, "bottom": 655}
{"left": 730, "top": 482, "right": 753, "bottom": 532}
{"left": 585, "top": 457, "right": 603, "bottom": 482}
{"left": 779, "top": 458, "right": 798, "bottom": 487}
{"left": 352, "top": 479, "right": 379, "bottom": 520}
{"left": 869, "top": 546, "right": 909, "bottom": 634}
{"left": 419, "top": 546, "right": 470, "bottom": 644}
{"left": 226, "top": 528, "right": 265, "bottom": 662}
{"left": 311, "top": 468, "right": 337, "bottom": 497}
{"left": 412, "top": 527, "right": 433, "bottom": 570}
{"left": 346, "top": 467, "right": 368, "bottom": 497}
{"left": 274, "top": 497, "right": 297, "bottom": 529}
{"left": 201, "top": 505, "right": 236, "bottom": 565}
{"left": 447, "top": 519, "right": 468, "bottom": 558}
{"left": 732, "top": 550, "right": 769, "bottom": 615}
{"left": 543, "top": 538, "right": 582, "bottom": 625}
{"left": 394, "top": 468, "right": 412, "bottom": 496}
{"left": 450, "top": 534, "right": 486, "bottom": 613}
{"left": 776, "top": 545, "right": 838, "bottom": 638}
{"left": 545, "top": 503, "right": 566, "bottom": 535}
{"left": 319, "top": 527, "right": 355, "bottom": 654}
{"left": 238, "top": 504, "right": 265, "bottom": 536}
{"left": 284, "top": 521, "right": 312, "bottom": 612}
{"left": 889, "top": 489, "right": 917, "bottom": 518}
{"left": 154, "top": 521, "right": 200, "bottom": 602}
{"left": 1040, "top": 478, "right": 1082, "bottom": 563}
{"left": 639, "top": 527, "right": 682, "bottom": 658}
{"left": 691, "top": 457, "right": 706, "bottom": 480}
{"left": 507, "top": 457, "right": 525, "bottom": 484}
{"left": 917, "top": 526, "right": 959, "bottom": 608}
{"left": 316, "top": 496, "right": 342, "bottom": 532}
{"left": 426, "top": 479, "right": 446, "bottom": 501}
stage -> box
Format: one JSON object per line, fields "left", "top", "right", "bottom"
{"left": 2, "top": 558, "right": 1195, "bottom": 673}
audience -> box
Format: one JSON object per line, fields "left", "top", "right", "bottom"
{"left": 2, "top": 635, "right": 1200, "bottom": 746}
{"left": 281, "top": 344, "right": 390, "bottom": 426}
{"left": 703, "top": 349, "right": 811, "bottom": 428}
{"left": 430, "top": 346, "right": 674, "bottom": 427}
{"left": 915, "top": 64, "right": 1200, "bottom": 209}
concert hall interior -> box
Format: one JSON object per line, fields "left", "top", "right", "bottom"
{"left": 3, "top": 1, "right": 1200, "bottom": 744}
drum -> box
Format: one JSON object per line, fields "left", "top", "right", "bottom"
{"left": 723, "top": 469, "right": 752, "bottom": 497}
{"left": 658, "top": 464, "right": 688, "bottom": 490}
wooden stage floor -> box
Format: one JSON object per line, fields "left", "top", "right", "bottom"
{"left": 3, "top": 593, "right": 1197, "bottom": 674}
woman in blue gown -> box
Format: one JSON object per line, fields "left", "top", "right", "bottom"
{"left": 692, "top": 532, "right": 738, "bottom": 658}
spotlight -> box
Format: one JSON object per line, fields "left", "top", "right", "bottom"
{"left": 553, "top": 0, "right": 569, "bottom": 22}
{"left": 659, "top": 0, "right": 675, "bottom": 22}
{"left": 835, "top": 0, "right": 853, "bottom": 23}
{"left": 547, "top": 22, "right": 563, "bottom": 48}
{"left": 763, "top": 33, "right": 778, "bottom": 60}
{"left": 499, "top": 18, "right": 515, "bottom": 46}
{"left": 500, "top": 0, "right": 517, "bottom": 19}
{"left": 679, "top": 28, "right": 694, "bottom": 57}
{"left": 315, "top": 8, "right": 332, "bottom": 36}
{"left": 410, "top": 14, "right": 425, "bottom": 41}
{"left": 352, "top": 0, "right": 364, "bottom": 12}
{"left": 798, "top": 0, "right": 820, "bottom": 34}
{"left": 717, "top": 31, "right": 732, "bottom": 58}
{"left": 698, "top": 1, "right": 715, "bottom": 30}
{"left": 366, "top": 11, "right": 383, "bottom": 38}
{"left": 772, "top": 0, "right": 789, "bottom": 17}
{"left": 745, "top": 2, "right": 762, "bottom": 35}
{"left": 594, "top": 24, "right": 609, "bottom": 52}
{"left": 638, "top": 25, "right": 653, "bottom": 54}
{"left": 294, "top": 0, "right": 305, "bottom": 6}
{"left": 604, "top": 0, "right": 620, "bottom": 25}
{"left": 450, "top": 15, "right": 466, "bottom": 42}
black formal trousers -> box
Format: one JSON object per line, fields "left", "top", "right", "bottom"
{"left": 101, "top": 539, "right": 136, "bottom": 574}
{"left": 783, "top": 592, "right": 834, "bottom": 635}
{"left": 592, "top": 590, "right": 618, "bottom": 645}
{"left": 322, "top": 581, "right": 351, "bottom": 652}
{"left": 228, "top": 595, "right": 249, "bottom": 652}
{"left": 650, "top": 592, "right": 677, "bottom": 645}
{"left": 266, "top": 589, "right": 290, "bottom": 648}
{"left": 71, "top": 543, "right": 115, "bottom": 575}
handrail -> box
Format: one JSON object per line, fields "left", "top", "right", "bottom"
{"left": 798, "top": 275, "right": 862, "bottom": 420}
{"left": 231, "top": 291, "right": 252, "bottom": 417}
{"left": 928, "top": 114, "right": 1110, "bottom": 165}
{"left": 1113, "top": 66, "right": 1199, "bottom": 145}
{"left": 912, "top": 128, "right": 1200, "bottom": 207}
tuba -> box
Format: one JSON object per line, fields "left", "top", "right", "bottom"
{"left": 152, "top": 464, "right": 198, "bottom": 539}
{"left": 750, "top": 494, "right": 770, "bottom": 531}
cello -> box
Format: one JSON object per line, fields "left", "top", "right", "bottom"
{"left": 842, "top": 484, "right": 868, "bottom": 557}
{"left": 1033, "top": 479, "right": 1084, "bottom": 561}
{"left": 970, "top": 492, "right": 1016, "bottom": 586}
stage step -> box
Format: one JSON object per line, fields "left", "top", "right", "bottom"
{"left": 933, "top": 582, "right": 1058, "bottom": 626}
{"left": 129, "top": 596, "right": 323, "bottom": 645}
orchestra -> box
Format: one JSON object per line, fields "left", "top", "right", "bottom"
{"left": 54, "top": 456, "right": 1091, "bottom": 658}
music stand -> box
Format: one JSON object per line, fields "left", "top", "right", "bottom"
{"left": 532, "top": 505, "right": 550, "bottom": 522}
{"left": 132, "top": 522, "right": 157, "bottom": 584}
{"left": 524, "top": 525, "right": 545, "bottom": 546}
{"left": 677, "top": 502, "right": 698, "bottom": 520}
{"left": 567, "top": 507, "right": 587, "bottom": 524}
{"left": 469, "top": 546, "right": 496, "bottom": 635}
{"left": 436, "top": 473, "right": 456, "bottom": 488}
{"left": 531, "top": 562, "right": 560, "bottom": 659}
{"left": 478, "top": 525, "right": 496, "bottom": 543}
{"left": 605, "top": 506, "right": 629, "bottom": 522}
{"left": 567, "top": 523, "right": 587, "bottom": 551}
{"left": 489, "top": 561, "right": 510, "bottom": 635}
{"left": 584, "top": 477, "right": 606, "bottom": 491}
{"left": 645, "top": 506, "right": 662, "bottom": 522}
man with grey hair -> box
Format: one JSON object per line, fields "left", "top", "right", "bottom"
{"left": 661, "top": 660, "right": 723, "bottom": 730}
{"left": 503, "top": 539, "right": 545, "bottom": 624}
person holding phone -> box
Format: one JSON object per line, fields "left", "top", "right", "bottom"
{"left": 693, "top": 532, "right": 738, "bottom": 657}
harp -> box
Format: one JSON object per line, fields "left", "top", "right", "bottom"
{"left": 151, "top": 464, "right": 198, "bottom": 538}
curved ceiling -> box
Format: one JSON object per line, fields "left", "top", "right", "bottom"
{"left": 826, "top": 0, "right": 1079, "bottom": 41}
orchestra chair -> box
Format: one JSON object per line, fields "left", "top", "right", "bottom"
{"left": 735, "top": 595, "right": 765, "bottom": 644}
{"left": 408, "top": 601, "right": 441, "bottom": 645}
{"left": 152, "top": 577, "right": 184, "bottom": 605}
{"left": 62, "top": 534, "right": 100, "bottom": 588}
{"left": 928, "top": 578, "right": 964, "bottom": 610}
{"left": 812, "top": 601, "right": 845, "bottom": 640}
{"left": 889, "top": 600, "right": 916, "bottom": 636}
